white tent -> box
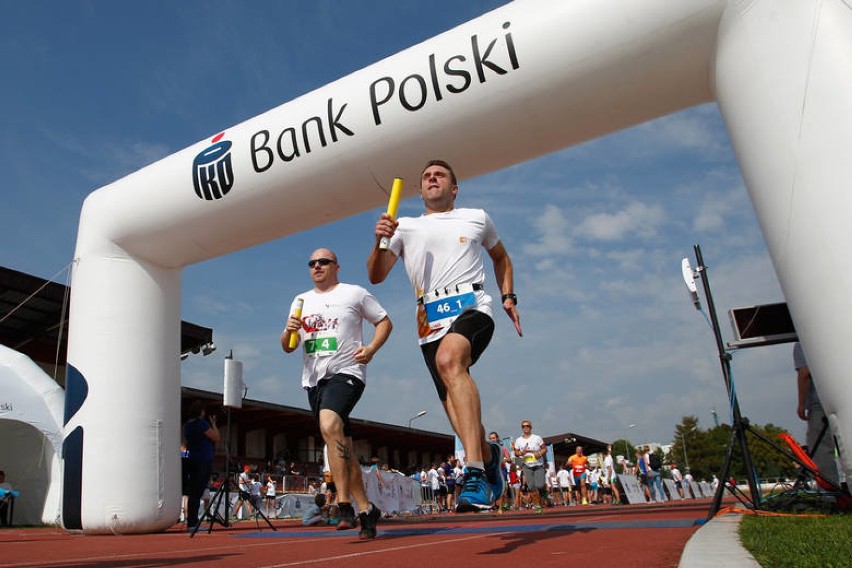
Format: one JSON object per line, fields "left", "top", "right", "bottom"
{"left": 0, "top": 344, "right": 63, "bottom": 525}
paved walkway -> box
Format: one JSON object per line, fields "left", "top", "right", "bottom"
{"left": 679, "top": 512, "right": 761, "bottom": 567}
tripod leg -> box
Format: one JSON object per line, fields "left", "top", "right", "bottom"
{"left": 708, "top": 427, "right": 738, "bottom": 520}
{"left": 247, "top": 498, "right": 277, "bottom": 531}
{"left": 208, "top": 485, "right": 229, "bottom": 528}
{"left": 190, "top": 482, "right": 229, "bottom": 538}
{"left": 255, "top": 507, "right": 277, "bottom": 531}
{"left": 737, "top": 424, "right": 762, "bottom": 510}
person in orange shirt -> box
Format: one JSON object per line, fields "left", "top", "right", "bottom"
{"left": 567, "top": 446, "right": 590, "bottom": 505}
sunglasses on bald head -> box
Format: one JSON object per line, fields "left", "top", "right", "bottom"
{"left": 308, "top": 258, "right": 336, "bottom": 268}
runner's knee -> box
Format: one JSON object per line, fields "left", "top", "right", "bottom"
{"left": 318, "top": 410, "right": 344, "bottom": 439}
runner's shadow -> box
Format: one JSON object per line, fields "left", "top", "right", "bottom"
{"left": 36, "top": 553, "right": 240, "bottom": 567}
{"left": 480, "top": 525, "right": 596, "bottom": 555}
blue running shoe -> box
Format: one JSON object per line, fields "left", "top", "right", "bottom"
{"left": 456, "top": 467, "right": 494, "bottom": 512}
{"left": 484, "top": 442, "right": 505, "bottom": 500}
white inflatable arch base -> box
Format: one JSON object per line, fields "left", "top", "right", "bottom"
{"left": 64, "top": 0, "right": 852, "bottom": 532}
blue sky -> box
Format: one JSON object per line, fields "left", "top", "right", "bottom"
{"left": 1, "top": 1, "right": 803, "bottom": 453}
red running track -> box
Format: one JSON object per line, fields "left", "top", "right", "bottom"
{"left": 0, "top": 500, "right": 714, "bottom": 568}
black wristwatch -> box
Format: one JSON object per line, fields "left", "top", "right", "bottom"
{"left": 501, "top": 293, "right": 517, "bottom": 305}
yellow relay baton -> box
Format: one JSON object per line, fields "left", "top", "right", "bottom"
{"left": 378, "top": 177, "right": 404, "bottom": 250}
{"left": 288, "top": 298, "right": 304, "bottom": 349}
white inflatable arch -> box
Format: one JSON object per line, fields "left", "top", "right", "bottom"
{"left": 65, "top": 0, "right": 852, "bottom": 532}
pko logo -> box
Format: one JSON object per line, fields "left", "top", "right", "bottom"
{"left": 192, "top": 132, "right": 234, "bottom": 200}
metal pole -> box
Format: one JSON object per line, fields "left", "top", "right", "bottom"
{"left": 693, "top": 244, "right": 761, "bottom": 515}
{"left": 224, "top": 406, "right": 231, "bottom": 524}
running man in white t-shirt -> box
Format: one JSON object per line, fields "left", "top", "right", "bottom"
{"left": 368, "top": 160, "right": 522, "bottom": 512}
{"left": 602, "top": 445, "right": 621, "bottom": 505}
{"left": 557, "top": 465, "right": 573, "bottom": 506}
{"left": 514, "top": 420, "right": 547, "bottom": 513}
{"left": 282, "top": 248, "right": 392, "bottom": 539}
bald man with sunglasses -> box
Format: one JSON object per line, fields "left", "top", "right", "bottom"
{"left": 282, "top": 248, "right": 392, "bottom": 539}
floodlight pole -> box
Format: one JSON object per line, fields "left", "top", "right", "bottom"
{"left": 692, "top": 244, "right": 761, "bottom": 518}
{"left": 408, "top": 410, "right": 427, "bottom": 429}
{"left": 680, "top": 430, "right": 691, "bottom": 473}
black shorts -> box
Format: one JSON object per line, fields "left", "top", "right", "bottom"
{"left": 421, "top": 309, "right": 495, "bottom": 401}
{"left": 307, "top": 374, "right": 365, "bottom": 437}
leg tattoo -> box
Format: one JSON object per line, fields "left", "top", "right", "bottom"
{"left": 336, "top": 440, "right": 351, "bottom": 461}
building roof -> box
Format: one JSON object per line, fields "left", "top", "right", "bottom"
{"left": 543, "top": 432, "right": 611, "bottom": 457}
{"left": 182, "top": 387, "right": 454, "bottom": 462}
{"left": 0, "top": 266, "right": 213, "bottom": 370}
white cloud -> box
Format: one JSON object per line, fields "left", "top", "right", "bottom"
{"left": 575, "top": 201, "right": 666, "bottom": 242}
{"left": 521, "top": 204, "right": 575, "bottom": 257}
{"left": 644, "top": 109, "right": 728, "bottom": 157}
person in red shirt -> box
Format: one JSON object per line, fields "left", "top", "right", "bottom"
{"left": 567, "top": 446, "right": 590, "bottom": 505}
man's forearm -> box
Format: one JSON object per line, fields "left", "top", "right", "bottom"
{"left": 369, "top": 317, "right": 393, "bottom": 352}
{"left": 367, "top": 246, "right": 395, "bottom": 284}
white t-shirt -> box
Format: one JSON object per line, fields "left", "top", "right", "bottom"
{"left": 266, "top": 479, "right": 277, "bottom": 497}
{"left": 604, "top": 455, "right": 617, "bottom": 480}
{"left": 589, "top": 468, "right": 601, "bottom": 485}
{"left": 238, "top": 471, "right": 251, "bottom": 492}
{"left": 557, "top": 469, "right": 571, "bottom": 488}
{"left": 514, "top": 434, "right": 545, "bottom": 468}
{"left": 547, "top": 470, "right": 558, "bottom": 489}
{"left": 453, "top": 465, "right": 465, "bottom": 484}
{"left": 428, "top": 468, "right": 440, "bottom": 490}
{"left": 289, "top": 283, "right": 387, "bottom": 387}
{"left": 388, "top": 208, "right": 500, "bottom": 344}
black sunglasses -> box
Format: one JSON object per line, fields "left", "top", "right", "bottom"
{"left": 308, "top": 258, "right": 336, "bottom": 268}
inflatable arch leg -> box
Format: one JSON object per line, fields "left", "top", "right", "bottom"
{"left": 64, "top": 252, "right": 181, "bottom": 532}
{"left": 714, "top": 0, "right": 852, "bottom": 480}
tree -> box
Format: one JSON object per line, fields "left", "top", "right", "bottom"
{"left": 668, "top": 417, "right": 794, "bottom": 483}
{"left": 671, "top": 416, "right": 700, "bottom": 474}
{"left": 742, "top": 422, "right": 798, "bottom": 481}
{"left": 611, "top": 439, "right": 637, "bottom": 474}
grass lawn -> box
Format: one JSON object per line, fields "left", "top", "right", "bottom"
{"left": 739, "top": 513, "right": 851, "bottom": 568}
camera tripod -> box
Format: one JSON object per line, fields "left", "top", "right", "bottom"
{"left": 190, "top": 473, "right": 232, "bottom": 537}
{"left": 189, "top": 404, "right": 276, "bottom": 537}
{"left": 691, "top": 245, "right": 849, "bottom": 517}
{"left": 231, "top": 487, "right": 277, "bottom": 531}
